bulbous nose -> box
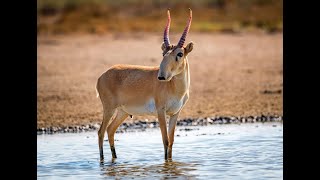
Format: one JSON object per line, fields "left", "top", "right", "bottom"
{"left": 158, "top": 76, "right": 166, "bottom": 80}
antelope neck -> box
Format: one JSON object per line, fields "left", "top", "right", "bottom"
{"left": 170, "top": 58, "right": 190, "bottom": 97}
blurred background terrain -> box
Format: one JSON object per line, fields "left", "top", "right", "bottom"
{"left": 37, "top": 0, "right": 282, "bottom": 34}
{"left": 37, "top": 0, "right": 282, "bottom": 128}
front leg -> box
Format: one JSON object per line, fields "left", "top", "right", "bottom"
{"left": 157, "top": 109, "right": 169, "bottom": 160}
{"left": 168, "top": 111, "right": 180, "bottom": 159}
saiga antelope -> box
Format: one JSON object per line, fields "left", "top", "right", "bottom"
{"left": 96, "top": 9, "right": 194, "bottom": 161}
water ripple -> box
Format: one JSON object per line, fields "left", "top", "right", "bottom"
{"left": 38, "top": 122, "right": 282, "bottom": 179}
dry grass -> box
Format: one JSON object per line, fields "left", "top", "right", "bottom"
{"left": 37, "top": 32, "right": 282, "bottom": 128}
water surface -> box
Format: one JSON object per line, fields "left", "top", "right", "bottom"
{"left": 37, "top": 122, "right": 283, "bottom": 179}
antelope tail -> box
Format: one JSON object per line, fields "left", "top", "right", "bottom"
{"left": 95, "top": 85, "right": 100, "bottom": 98}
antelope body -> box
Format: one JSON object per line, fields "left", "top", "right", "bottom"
{"left": 96, "top": 9, "right": 194, "bottom": 161}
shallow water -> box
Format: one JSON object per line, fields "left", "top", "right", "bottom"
{"left": 37, "top": 122, "right": 283, "bottom": 179}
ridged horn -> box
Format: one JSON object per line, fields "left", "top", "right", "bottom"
{"left": 177, "top": 8, "right": 192, "bottom": 48}
{"left": 163, "top": 9, "right": 171, "bottom": 48}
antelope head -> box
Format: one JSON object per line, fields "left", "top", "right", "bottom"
{"left": 158, "top": 8, "right": 194, "bottom": 81}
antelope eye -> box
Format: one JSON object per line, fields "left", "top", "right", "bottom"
{"left": 177, "top": 52, "right": 183, "bottom": 57}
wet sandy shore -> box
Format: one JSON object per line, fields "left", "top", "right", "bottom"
{"left": 37, "top": 115, "right": 282, "bottom": 134}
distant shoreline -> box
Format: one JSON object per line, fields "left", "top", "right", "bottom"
{"left": 37, "top": 115, "right": 283, "bottom": 135}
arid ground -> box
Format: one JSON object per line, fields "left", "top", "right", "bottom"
{"left": 37, "top": 32, "right": 282, "bottom": 128}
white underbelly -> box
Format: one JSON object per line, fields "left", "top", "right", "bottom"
{"left": 120, "top": 98, "right": 157, "bottom": 116}
{"left": 119, "top": 97, "right": 185, "bottom": 116}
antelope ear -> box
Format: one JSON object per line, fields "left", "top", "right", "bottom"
{"left": 161, "top": 42, "right": 167, "bottom": 51}
{"left": 184, "top": 41, "right": 194, "bottom": 54}
{"left": 161, "top": 43, "right": 174, "bottom": 53}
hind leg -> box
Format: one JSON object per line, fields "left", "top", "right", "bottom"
{"left": 98, "top": 108, "right": 115, "bottom": 161}
{"left": 107, "top": 109, "right": 129, "bottom": 158}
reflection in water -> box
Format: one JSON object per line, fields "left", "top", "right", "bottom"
{"left": 101, "top": 159, "right": 197, "bottom": 179}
